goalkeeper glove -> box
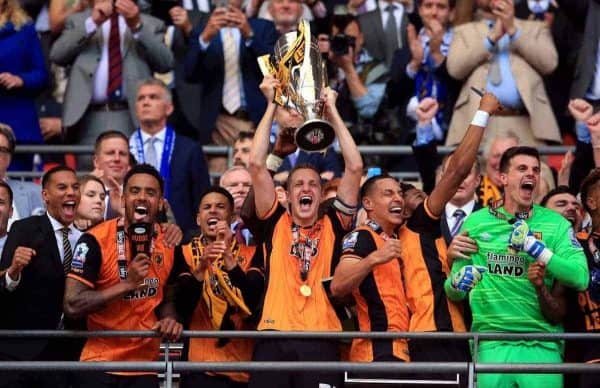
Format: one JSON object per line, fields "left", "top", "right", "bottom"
{"left": 509, "top": 220, "right": 553, "bottom": 264}
{"left": 450, "top": 265, "right": 487, "bottom": 293}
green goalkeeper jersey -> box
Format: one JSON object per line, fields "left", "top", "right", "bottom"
{"left": 444, "top": 204, "right": 588, "bottom": 336}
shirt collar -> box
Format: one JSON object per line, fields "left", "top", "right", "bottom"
{"left": 379, "top": 0, "right": 403, "bottom": 12}
{"left": 139, "top": 127, "right": 167, "bottom": 144}
{"left": 46, "top": 212, "right": 74, "bottom": 233}
{"left": 445, "top": 200, "right": 476, "bottom": 219}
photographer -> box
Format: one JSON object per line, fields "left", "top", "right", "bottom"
{"left": 322, "top": 10, "right": 390, "bottom": 145}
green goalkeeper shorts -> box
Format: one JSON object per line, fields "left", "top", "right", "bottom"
{"left": 476, "top": 341, "right": 563, "bottom": 388}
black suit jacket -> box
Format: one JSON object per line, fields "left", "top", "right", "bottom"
{"left": 441, "top": 202, "right": 482, "bottom": 246}
{"left": 571, "top": 0, "right": 600, "bottom": 98}
{"left": 0, "top": 215, "right": 64, "bottom": 361}
{"left": 169, "top": 134, "right": 210, "bottom": 233}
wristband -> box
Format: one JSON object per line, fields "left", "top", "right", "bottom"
{"left": 471, "top": 110, "right": 490, "bottom": 128}
{"left": 266, "top": 153, "right": 283, "bottom": 172}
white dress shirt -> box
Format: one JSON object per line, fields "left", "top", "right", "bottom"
{"left": 182, "top": 0, "right": 210, "bottom": 12}
{"left": 5, "top": 213, "right": 81, "bottom": 291}
{"left": 445, "top": 200, "right": 476, "bottom": 233}
{"left": 378, "top": 0, "right": 404, "bottom": 34}
{"left": 129, "top": 127, "right": 167, "bottom": 166}
{"left": 586, "top": 40, "right": 600, "bottom": 100}
{"left": 85, "top": 15, "right": 132, "bottom": 103}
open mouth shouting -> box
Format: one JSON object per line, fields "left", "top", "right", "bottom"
{"left": 389, "top": 203, "right": 404, "bottom": 218}
{"left": 299, "top": 195, "right": 314, "bottom": 212}
{"left": 520, "top": 179, "right": 535, "bottom": 199}
{"left": 63, "top": 200, "right": 77, "bottom": 220}
{"left": 134, "top": 205, "right": 149, "bottom": 222}
{"left": 206, "top": 217, "right": 220, "bottom": 232}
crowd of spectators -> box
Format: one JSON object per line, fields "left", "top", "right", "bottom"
{"left": 2, "top": 0, "right": 600, "bottom": 387}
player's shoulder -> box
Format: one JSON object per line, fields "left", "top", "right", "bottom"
{"left": 532, "top": 205, "right": 570, "bottom": 225}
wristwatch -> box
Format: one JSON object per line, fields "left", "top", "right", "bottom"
{"left": 131, "top": 20, "right": 143, "bottom": 33}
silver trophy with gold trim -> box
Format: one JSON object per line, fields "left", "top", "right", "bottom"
{"left": 258, "top": 20, "right": 335, "bottom": 152}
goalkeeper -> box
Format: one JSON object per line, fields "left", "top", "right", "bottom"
{"left": 444, "top": 146, "right": 588, "bottom": 388}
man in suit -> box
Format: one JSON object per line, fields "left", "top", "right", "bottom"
{"left": 0, "top": 182, "right": 14, "bottom": 257}
{"left": 49, "top": 0, "right": 174, "bottom": 169}
{"left": 0, "top": 166, "right": 81, "bottom": 388}
{"left": 571, "top": 0, "right": 600, "bottom": 111}
{"left": 129, "top": 78, "right": 210, "bottom": 233}
{"left": 184, "top": 0, "right": 278, "bottom": 165}
{"left": 438, "top": 153, "right": 482, "bottom": 246}
{"left": 445, "top": 0, "right": 560, "bottom": 148}
{"left": 0, "top": 124, "right": 44, "bottom": 229}
{"left": 358, "top": 0, "right": 409, "bottom": 68}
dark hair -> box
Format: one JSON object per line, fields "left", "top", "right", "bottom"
{"left": 499, "top": 146, "right": 540, "bottom": 174}
{"left": 360, "top": 174, "right": 398, "bottom": 199}
{"left": 581, "top": 168, "right": 600, "bottom": 213}
{"left": 287, "top": 163, "right": 322, "bottom": 191}
{"left": 540, "top": 185, "right": 575, "bottom": 207}
{"left": 330, "top": 12, "right": 360, "bottom": 33}
{"left": 416, "top": 0, "right": 456, "bottom": 9}
{"left": 78, "top": 175, "right": 107, "bottom": 193}
{"left": 0, "top": 123, "right": 16, "bottom": 155}
{"left": 94, "top": 130, "right": 129, "bottom": 154}
{"left": 123, "top": 164, "right": 164, "bottom": 194}
{"left": 42, "top": 165, "right": 77, "bottom": 189}
{"left": 0, "top": 180, "right": 14, "bottom": 205}
{"left": 198, "top": 186, "right": 235, "bottom": 211}
{"left": 235, "top": 131, "right": 254, "bottom": 143}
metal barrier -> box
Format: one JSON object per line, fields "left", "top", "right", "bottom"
{"left": 2, "top": 330, "right": 600, "bottom": 388}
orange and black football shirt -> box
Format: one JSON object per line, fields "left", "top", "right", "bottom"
{"left": 255, "top": 201, "right": 348, "bottom": 332}
{"left": 68, "top": 219, "right": 175, "bottom": 373}
{"left": 341, "top": 224, "right": 410, "bottom": 362}
{"left": 398, "top": 200, "right": 465, "bottom": 333}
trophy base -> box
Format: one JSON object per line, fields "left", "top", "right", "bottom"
{"left": 295, "top": 119, "right": 335, "bottom": 152}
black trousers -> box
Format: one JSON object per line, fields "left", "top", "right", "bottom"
{"left": 248, "top": 339, "right": 341, "bottom": 388}
{"left": 180, "top": 372, "right": 247, "bottom": 388}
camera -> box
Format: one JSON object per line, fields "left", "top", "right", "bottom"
{"left": 330, "top": 34, "right": 356, "bottom": 56}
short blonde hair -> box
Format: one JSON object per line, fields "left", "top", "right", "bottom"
{"left": 0, "top": 0, "right": 31, "bottom": 29}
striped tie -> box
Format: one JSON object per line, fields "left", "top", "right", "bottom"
{"left": 450, "top": 209, "right": 466, "bottom": 238}
{"left": 107, "top": 13, "right": 123, "bottom": 100}
{"left": 62, "top": 227, "right": 73, "bottom": 275}
{"left": 222, "top": 29, "right": 241, "bottom": 114}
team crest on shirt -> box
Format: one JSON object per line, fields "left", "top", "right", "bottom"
{"left": 479, "top": 232, "right": 492, "bottom": 242}
{"left": 533, "top": 231, "right": 542, "bottom": 240}
{"left": 343, "top": 231, "right": 359, "bottom": 251}
{"left": 71, "top": 243, "right": 89, "bottom": 273}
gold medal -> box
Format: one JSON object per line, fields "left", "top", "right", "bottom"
{"left": 300, "top": 284, "right": 312, "bottom": 297}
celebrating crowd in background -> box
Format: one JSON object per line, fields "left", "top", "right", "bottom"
{"left": 1, "top": 0, "right": 600, "bottom": 387}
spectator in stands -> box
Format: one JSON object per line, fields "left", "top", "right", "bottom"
{"left": 359, "top": 0, "right": 409, "bottom": 67}
{"left": 478, "top": 132, "right": 518, "bottom": 206}
{"left": 0, "top": 0, "right": 49, "bottom": 171}
{"left": 571, "top": 0, "right": 600, "bottom": 111}
{"left": 185, "top": 0, "right": 277, "bottom": 171}
{"left": 445, "top": 146, "right": 588, "bottom": 388}
{"left": 266, "top": 0, "right": 303, "bottom": 33}
{"left": 74, "top": 175, "right": 106, "bottom": 232}
{"left": 568, "top": 99, "right": 600, "bottom": 192}
{"left": 541, "top": 185, "right": 583, "bottom": 233}
{"left": 0, "top": 124, "right": 45, "bottom": 228}
{"left": 327, "top": 11, "right": 391, "bottom": 145}
{"left": 246, "top": 76, "right": 363, "bottom": 388}
{"left": 565, "top": 168, "right": 600, "bottom": 388}
{"left": 233, "top": 131, "right": 254, "bottom": 167}
{"left": 0, "top": 166, "right": 81, "bottom": 388}
{"left": 445, "top": 0, "right": 560, "bottom": 148}
{"left": 167, "top": 4, "right": 208, "bottom": 140}
{"left": 396, "top": 0, "right": 460, "bottom": 140}
{"left": 64, "top": 164, "right": 183, "bottom": 388}
{"left": 333, "top": 92, "right": 498, "bottom": 385}
{"left": 220, "top": 166, "right": 253, "bottom": 245}
{"left": 49, "top": 0, "right": 173, "bottom": 169}
{"left": 92, "top": 130, "right": 131, "bottom": 219}
{"left": 129, "top": 78, "right": 210, "bottom": 234}
{"left": 175, "top": 187, "right": 256, "bottom": 388}
{"left": 0, "top": 182, "right": 13, "bottom": 256}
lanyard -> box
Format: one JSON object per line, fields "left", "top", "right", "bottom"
{"left": 365, "top": 219, "right": 396, "bottom": 241}
{"left": 488, "top": 200, "right": 532, "bottom": 224}
{"left": 134, "top": 127, "right": 176, "bottom": 199}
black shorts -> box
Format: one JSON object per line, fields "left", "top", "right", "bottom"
{"left": 249, "top": 339, "right": 341, "bottom": 388}
{"left": 408, "top": 337, "right": 470, "bottom": 388}
{"left": 72, "top": 371, "right": 158, "bottom": 388}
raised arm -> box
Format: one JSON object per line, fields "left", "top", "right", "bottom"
{"left": 324, "top": 88, "right": 363, "bottom": 225}
{"left": 247, "top": 76, "right": 278, "bottom": 218}
{"left": 427, "top": 93, "right": 500, "bottom": 217}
